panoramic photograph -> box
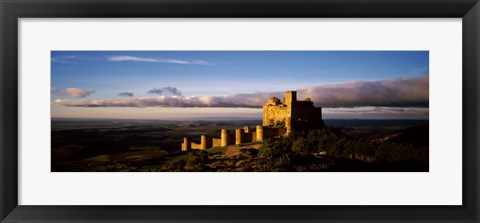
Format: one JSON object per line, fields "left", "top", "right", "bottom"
{"left": 51, "top": 51, "right": 429, "bottom": 172}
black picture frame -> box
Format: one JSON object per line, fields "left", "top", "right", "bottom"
{"left": 1, "top": 0, "right": 479, "bottom": 222}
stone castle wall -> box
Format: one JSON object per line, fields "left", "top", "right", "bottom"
{"left": 180, "top": 125, "right": 285, "bottom": 151}
{"left": 190, "top": 142, "right": 202, "bottom": 150}
{"left": 212, "top": 138, "right": 222, "bottom": 147}
{"left": 262, "top": 105, "right": 288, "bottom": 127}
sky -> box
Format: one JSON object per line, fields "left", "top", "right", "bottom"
{"left": 51, "top": 51, "right": 429, "bottom": 120}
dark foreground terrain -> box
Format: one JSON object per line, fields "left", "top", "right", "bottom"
{"left": 51, "top": 119, "right": 428, "bottom": 172}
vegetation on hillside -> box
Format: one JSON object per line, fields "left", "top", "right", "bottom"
{"left": 160, "top": 126, "right": 428, "bottom": 172}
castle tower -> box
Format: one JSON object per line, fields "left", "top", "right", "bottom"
{"left": 221, "top": 129, "right": 229, "bottom": 147}
{"left": 284, "top": 91, "right": 297, "bottom": 108}
{"left": 182, "top": 137, "right": 191, "bottom": 151}
{"left": 256, "top": 125, "right": 264, "bottom": 141}
{"left": 235, "top": 128, "right": 243, "bottom": 145}
{"left": 286, "top": 117, "right": 292, "bottom": 135}
{"left": 200, "top": 135, "right": 208, "bottom": 150}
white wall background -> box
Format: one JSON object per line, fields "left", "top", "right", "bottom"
{"left": 18, "top": 18, "right": 462, "bottom": 205}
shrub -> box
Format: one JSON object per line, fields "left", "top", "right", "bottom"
{"left": 184, "top": 150, "right": 209, "bottom": 171}
{"left": 292, "top": 137, "right": 307, "bottom": 154}
{"left": 159, "top": 159, "right": 186, "bottom": 172}
{"left": 258, "top": 126, "right": 427, "bottom": 170}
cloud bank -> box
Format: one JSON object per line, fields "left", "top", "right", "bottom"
{"left": 52, "top": 76, "right": 428, "bottom": 108}
{"left": 323, "top": 107, "right": 429, "bottom": 119}
{"left": 108, "top": 56, "right": 211, "bottom": 65}
{"left": 299, "top": 75, "right": 428, "bottom": 107}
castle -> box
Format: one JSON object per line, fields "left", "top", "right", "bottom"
{"left": 181, "top": 91, "right": 324, "bottom": 151}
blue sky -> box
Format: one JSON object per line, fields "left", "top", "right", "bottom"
{"left": 51, "top": 51, "right": 429, "bottom": 119}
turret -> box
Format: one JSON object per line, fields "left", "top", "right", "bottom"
{"left": 235, "top": 128, "right": 244, "bottom": 145}
{"left": 200, "top": 135, "right": 208, "bottom": 150}
{"left": 221, "top": 129, "right": 229, "bottom": 147}
{"left": 256, "top": 125, "right": 264, "bottom": 141}
{"left": 182, "top": 137, "right": 191, "bottom": 151}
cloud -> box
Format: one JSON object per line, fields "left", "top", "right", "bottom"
{"left": 60, "top": 88, "right": 96, "bottom": 98}
{"left": 108, "top": 56, "right": 211, "bottom": 65}
{"left": 118, "top": 92, "right": 134, "bottom": 97}
{"left": 148, "top": 87, "right": 182, "bottom": 96}
{"left": 51, "top": 87, "right": 59, "bottom": 94}
{"left": 51, "top": 55, "right": 77, "bottom": 63}
{"left": 51, "top": 76, "right": 428, "bottom": 108}
{"left": 51, "top": 55, "right": 95, "bottom": 63}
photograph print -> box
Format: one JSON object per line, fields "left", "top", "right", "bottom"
{"left": 51, "top": 51, "right": 429, "bottom": 172}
